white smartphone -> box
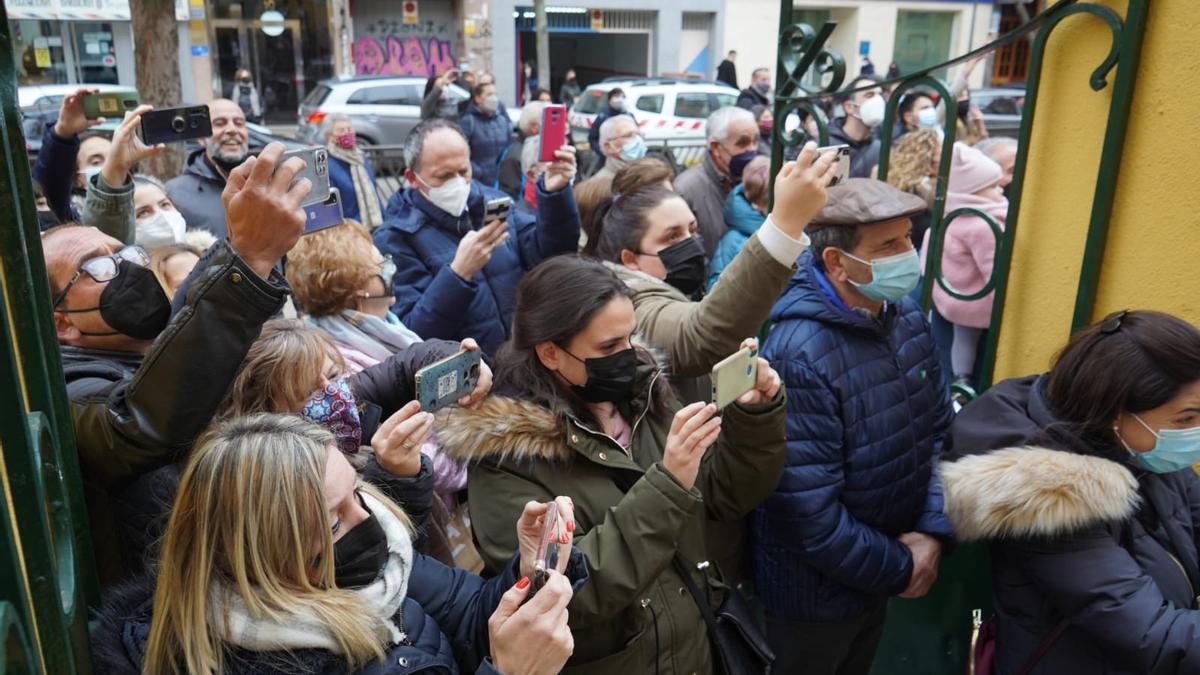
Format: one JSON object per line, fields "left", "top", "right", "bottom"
{"left": 816, "top": 144, "right": 852, "bottom": 186}
{"left": 711, "top": 346, "right": 759, "bottom": 409}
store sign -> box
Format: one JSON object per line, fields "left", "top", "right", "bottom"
{"left": 5, "top": 0, "right": 131, "bottom": 20}
{"left": 402, "top": 1, "right": 418, "bottom": 26}
{"left": 590, "top": 9, "right": 603, "bottom": 30}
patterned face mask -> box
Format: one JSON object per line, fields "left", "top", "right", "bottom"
{"left": 300, "top": 378, "right": 363, "bottom": 455}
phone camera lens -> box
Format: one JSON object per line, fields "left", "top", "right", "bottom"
{"left": 171, "top": 116, "right": 186, "bottom": 133}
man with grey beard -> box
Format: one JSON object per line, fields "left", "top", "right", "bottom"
{"left": 165, "top": 98, "right": 251, "bottom": 239}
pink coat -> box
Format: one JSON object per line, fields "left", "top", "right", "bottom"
{"left": 921, "top": 192, "right": 1008, "bottom": 329}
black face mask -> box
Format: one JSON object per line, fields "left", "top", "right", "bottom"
{"left": 648, "top": 236, "right": 707, "bottom": 297}
{"left": 957, "top": 98, "right": 971, "bottom": 119}
{"left": 71, "top": 261, "right": 171, "bottom": 339}
{"left": 333, "top": 507, "right": 389, "bottom": 589}
{"left": 563, "top": 346, "right": 638, "bottom": 404}
{"left": 37, "top": 209, "right": 60, "bottom": 231}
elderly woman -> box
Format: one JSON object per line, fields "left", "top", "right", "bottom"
{"left": 286, "top": 219, "right": 421, "bottom": 371}
{"left": 323, "top": 114, "right": 384, "bottom": 229}
{"left": 499, "top": 102, "right": 547, "bottom": 200}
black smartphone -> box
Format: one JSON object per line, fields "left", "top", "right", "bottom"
{"left": 138, "top": 105, "right": 212, "bottom": 145}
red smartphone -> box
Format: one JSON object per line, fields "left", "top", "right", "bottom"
{"left": 538, "top": 104, "right": 568, "bottom": 163}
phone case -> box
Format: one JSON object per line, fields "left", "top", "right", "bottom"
{"left": 539, "top": 104, "right": 568, "bottom": 162}
{"left": 711, "top": 347, "right": 758, "bottom": 409}
{"left": 484, "top": 196, "right": 512, "bottom": 223}
{"left": 303, "top": 188, "right": 343, "bottom": 235}
{"left": 83, "top": 91, "right": 138, "bottom": 119}
{"left": 533, "top": 501, "right": 568, "bottom": 592}
{"left": 138, "top": 105, "right": 212, "bottom": 145}
{"left": 414, "top": 349, "right": 484, "bottom": 413}
{"left": 278, "top": 147, "right": 331, "bottom": 206}
{"left": 816, "top": 144, "right": 852, "bottom": 187}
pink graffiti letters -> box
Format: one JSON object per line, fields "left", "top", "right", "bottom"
{"left": 353, "top": 35, "right": 457, "bottom": 77}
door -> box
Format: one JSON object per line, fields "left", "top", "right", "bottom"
{"left": 892, "top": 11, "right": 955, "bottom": 79}
{"left": 210, "top": 19, "right": 304, "bottom": 125}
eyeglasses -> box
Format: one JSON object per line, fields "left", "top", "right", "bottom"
{"left": 52, "top": 245, "right": 149, "bottom": 310}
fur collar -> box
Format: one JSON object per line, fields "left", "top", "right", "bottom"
{"left": 438, "top": 396, "right": 570, "bottom": 464}
{"left": 940, "top": 446, "right": 1140, "bottom": 541}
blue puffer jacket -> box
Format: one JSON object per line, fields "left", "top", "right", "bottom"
{"left": 459, "top": 102, "right": 513, "bottom": 188}
{"left": 707, "top": 184, "right": 765, "bottom": 290}
{"left": 753, "top": 251, "right": 956, "bottom": 622}
{"left": 373, "top": 178, "right": 580, "bottom": 354}
{"left": 328, "top": 151, "right": 382, "bottom": 223}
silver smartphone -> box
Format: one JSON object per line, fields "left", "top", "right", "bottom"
{"left": 816, "top": 144, "right": 852, "bottom": 186}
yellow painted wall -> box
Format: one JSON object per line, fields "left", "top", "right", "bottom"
{"left": 993, "top": 0, "right": 1200, "bottom": 380}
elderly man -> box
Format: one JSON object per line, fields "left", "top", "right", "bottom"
{"left": 589, "top": 115, "right": 645, "bottom": 182}
{"left": 165, "top": 98, "right": 251, "bottom": 238}
{"left": 674, "top": 105, "right": 759, "bottom": 257}
{"left": 754, "top": 178, "right": 955, "bottom": 675}
{"left": 45, "top": 143, "right": 307, "bottom": 585}
{"left": 829, "top": 75, "right": 886, "bottom": 178}
{"left": 374, "top": 119, "right": 581, "bottom": 354}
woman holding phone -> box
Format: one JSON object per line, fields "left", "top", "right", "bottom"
{"left": 437, "top": 255, "right": 787, "bottom": 674}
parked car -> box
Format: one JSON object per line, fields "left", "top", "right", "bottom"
{"left": 568, "top": 78, "right": 740, "bottom": 147}
{"left": 971, "top": 87, "right": 1025, "bottom": 138}
{"left": 296, "top": 75, "right": 471, "bottom": 147}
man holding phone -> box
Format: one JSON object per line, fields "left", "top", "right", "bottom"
{"left": 164, "top": 98, "right": 252, "bottom": 238}
{"left": 374, "top": 119, "right": 581, "bottom": 354}
{"left": 32, "top": 87, "right": 115, "bottom": 225}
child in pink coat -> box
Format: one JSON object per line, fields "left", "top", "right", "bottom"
{"left": 921, "top": 142, "right": 1008, "bottom": 383}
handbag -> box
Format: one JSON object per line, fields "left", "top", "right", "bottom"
{"left": 605, "top": 464, "right": 774, "bottom": 674}
{"left": 968, "top": 608, "right": 1068, "bottom": 675}
{"left": 672, "top": 556, "right": 775, "bottom": 675}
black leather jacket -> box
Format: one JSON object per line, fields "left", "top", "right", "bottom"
{"left": 63, "top": 240, "right": 290, "bottom": 585}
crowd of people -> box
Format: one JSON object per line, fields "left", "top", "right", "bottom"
{"left": 24, "top": 64, "right": 1200, "bottom": 675}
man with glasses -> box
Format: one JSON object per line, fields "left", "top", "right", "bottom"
{"left": 165, "top": 98, "right": 252, "bottom": 239}
{"left": 589, "top": 115, "right": 646, "bottom": 182}
{"left": 44, "top": 143, "right": 309, "bottom": 586}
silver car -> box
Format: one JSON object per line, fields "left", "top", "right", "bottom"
{"left": 296, "top": 75, "right": 471, "bottom": 147}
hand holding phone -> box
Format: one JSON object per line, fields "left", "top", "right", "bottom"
{"left": 139, "top": 105, "right": 213, "bottom": 145}
{"left": 302, "top": 187, "right": 344, "bottom": 234}
{"left": 532, "top": 500, "right": 572, "bottom": 593}
{"left": 538, "top": 104, "right": 568, "bottom": 163}
{"left": 485, "top": 196, "right": 512, "bottom": 224}
{"left": 815, "top": 144, "right": 851, "bottom": 187}
{"left": 275, "top": 146, "right": 331, "bottom": 206}
{"left": 414, "top": 349, "right": 484, "bottom": 412}
{"left": 711, "top": 343, "right": 759, "bottom": 409}
{"left": 83, "top": 90, "right": 139, "bottom": 120}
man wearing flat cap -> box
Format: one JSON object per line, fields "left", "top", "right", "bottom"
{"left": 751, "top": 178, "right": 956, "bottom": 674}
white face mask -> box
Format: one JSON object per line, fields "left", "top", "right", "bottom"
{"left": 856, "top": 95, "right": 886, "bottom": 128}
{"left": 416, "top": 174, "right": 471, "bottom": 217}
{"left": 136, "top": 209, "right": 187, "bottom": 249}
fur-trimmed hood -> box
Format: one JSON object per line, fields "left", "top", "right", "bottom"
{"left": 941, "top": 446, "right": 1140, "bottom": 542}
{"left": 438, "top": 395, "right": 570, "bottom": 464}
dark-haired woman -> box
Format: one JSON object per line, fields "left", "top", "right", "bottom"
{"left": 941, "top": 309, "right": 1200, "bottom": 674}
{"left": 438, "top": 256, "right": 787, "bottom": 674}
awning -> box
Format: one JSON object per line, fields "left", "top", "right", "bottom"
{"left": 5, "top": 0, "right": 131, "bottom": 21}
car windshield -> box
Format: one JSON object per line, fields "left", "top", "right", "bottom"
{"left": 302, "top": 85, "right": 331, "bottom": 108}
{"left": 573, "top": 88, "right": 611, "bottom": 114}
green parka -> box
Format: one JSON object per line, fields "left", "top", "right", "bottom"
{"left": 438, "top": 358, "right": 786, "bottom": 674}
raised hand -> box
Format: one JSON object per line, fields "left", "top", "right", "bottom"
{"left": 54, "top": 88, "right": 104, "bottom": 138}
{"left": 456, "top": 338, "right": 494, "bottom": 409}
{"left": 543, "top": 145, "right": 578, "bottom": 192}
{"left": 371, "top": 400, "right": 434, "bottom": 477}
{"left": 100, "top": 105, "right": 164, "bottom": 188}
{"left": 516, "top": 497, "right": 576, "bottom": 581}
{"left": 734, "top": 338, "right": 783, "bottom": 407}
{"left": 450, "top": 218, "right": 509, "bottom": 280}
{"left": 769, "top": 141, "right": 840, "bottom": 239}
{"left": 662, "top": 402, "right": 722, "bottom": 491}
{"left": 222, "top": 142, "right": 311, "bottom": 278}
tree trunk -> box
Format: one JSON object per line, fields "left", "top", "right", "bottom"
{"left": 130, "top": 0, "right": 184, "bottom": 180}
{"left": 534, "top": 0, "right": 550, "bottom": 100}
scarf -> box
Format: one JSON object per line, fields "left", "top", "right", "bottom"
{"left": 309, "top": 310, "right": 421, "bottom": 368}
{"left": 215, "top": 491, "right": 414, "bottom": 653}
{"left": 327, "top": 143, "right": 384, "bottom": 229}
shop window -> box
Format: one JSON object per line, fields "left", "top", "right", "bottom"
{"left": 74, "top": 23, "right": 119, "bottom": 85}
{"left": 10, "top": 20, "right": 68, "bottom": 87}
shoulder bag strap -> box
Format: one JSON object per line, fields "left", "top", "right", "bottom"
{"left": 1013, "top": 618, "right": 1069, "bottom": 675}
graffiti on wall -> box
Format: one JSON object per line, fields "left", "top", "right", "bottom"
{"left": 353, "top": 19, "right": 457, "bottom": 77}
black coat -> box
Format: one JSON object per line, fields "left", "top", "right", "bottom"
{"left": 716, "top": 60, "right": 738, "bottom": 89}
{"left": 736, "top": 87, "right": 769, "bottom": 111}
{"left": 942, "top": 375, "right": 1200, "bottom": 674}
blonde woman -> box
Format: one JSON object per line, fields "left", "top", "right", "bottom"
{"left": 885, "top": 127, "right": 941, "bottom": 248}
{"left": 91, "top": 414, "right": 583, "bottom": 675}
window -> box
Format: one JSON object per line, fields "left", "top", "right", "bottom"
{"left": 351, "top": 84, "right": 421, "bottom": 106}
{"left": 303, "top": 85, "right": 332, "bottom": 107}
{"left": 714, "top": 93, "right": 737, "bottom": 109}
{"left": 573, "top": 88, "right": 610, "bottom": 114}
{"left": 892, "top": 11, "right": 955, "bottom": 79}
{"left": 981, "top": 96, "right": 1021, "bottom": 116}
{"left": 674, "top": 92, "right": 712, "bottom": 119}
{"left": 635, "top": 94, "right": 664, "bottom": 114}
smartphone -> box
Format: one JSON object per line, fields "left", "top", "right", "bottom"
{"left": 538, "top": 104, "right": 568, "bottom": 162}
{"left": 816, "top": 144, "right": 852, "bottom": 187}
{"left": 532, "top": 501, "right": 569, "bottom": 593}
{"left": 138, "top": 105, "right": 212, "bottom": 145}
{"left": 302, "top": 188, "right": 344, "bottom": 235}
{"left": 711, "top": 345, "right": 759, "bottom": 409}
{"left": 484, "top": 196, "right": 512, "bottom": 223}
{"left": 276, "top": 146, "right": 331, "bottom": 206}
{"left": 414, "top": 349, "right": 484, "bottom": 412}
{"left": 83, "top": 90, "right": 138, "bottom": 119}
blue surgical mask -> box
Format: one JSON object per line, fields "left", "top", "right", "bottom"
{"left": 619, "top": 135, "right": 647, "bottom": 162}
{"left": 916, "top": 107, "right": 938, "bottom": 129}
{"left": 840, "top": 248, "right": 922, "bottom": 302}
{"left": 1120, "top": 413, "right": 1200, "bottom": 474}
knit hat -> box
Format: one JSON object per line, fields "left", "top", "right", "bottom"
{"left": 948, "top": 142, "right": 1003, "bottom": 196}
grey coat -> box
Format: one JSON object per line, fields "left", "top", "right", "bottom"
{"left": 673, "top": 153, "right": 730, "bottom": 258}
{"left": 82, "top": 173, "right": 136, "bottom": 244}
{"left": 165, "top": 149, "right": 229, "bottom": 239}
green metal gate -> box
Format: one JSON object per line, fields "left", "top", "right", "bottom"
{"left": 767, "top": 0, "right": 1149, "bottom": 671}
{"left": 0, "top": 4, "right": 98, "bottom": 673}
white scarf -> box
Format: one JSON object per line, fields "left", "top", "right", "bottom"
{"left": 328, "top": 143, "right": 385, "bottom": 229}
{"left": 214, "top": 491, "right": 414, "bottom": 653}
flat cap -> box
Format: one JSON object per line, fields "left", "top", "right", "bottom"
{"left": 808, "top": 178, "right": 929, "bottom": 230}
